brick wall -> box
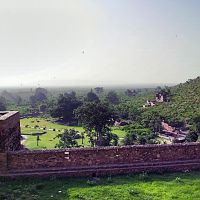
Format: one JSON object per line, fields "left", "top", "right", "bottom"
{"left": 0, "top": 111, "right": 200, "bottom": 176}
{"left": 3, "top": 143, "right": 200, "bottom": 177}
{"left": 0, "top": 153, "right": 7, "bottom": 174}
{"left": 0, "top": 111, "right": 21, "bottom": 152}
{"left": 0, "top": 110, "right": 200, "bottom": 177}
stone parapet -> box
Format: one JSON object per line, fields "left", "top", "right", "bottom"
{"left": 0, "top": 153, "right": 7, "bottom": 175}
{"left": 0, "top": 111, "right": 21, "bottom": 152}
{"left": 1, "top": 142, "right": 199, "bottom": 177}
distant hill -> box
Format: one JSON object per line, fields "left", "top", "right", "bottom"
{"left": 140, "top": 76, "right": 200, "bottom": 124}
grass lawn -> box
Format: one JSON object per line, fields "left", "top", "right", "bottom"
{"left": 1, "top": 171, "right": 200, "bottom": 200}
{"left": 20, "top": 117, "right": 127, "bottom": 150}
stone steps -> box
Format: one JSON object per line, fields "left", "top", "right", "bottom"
{"left": 6, "top": 159, "right": 200, "bottom": 178}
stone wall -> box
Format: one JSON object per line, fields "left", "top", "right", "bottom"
{"left": 0, "top": 111, "right": 200, "bottom": 177}
{"left": 0, "top": 153, "right": 7, "bottom": 174}
{"left": 2, "top": 143, "right": 200, "bottom": 177}
{"left": 0, "top": 111, "right": 21, "bottom": 152}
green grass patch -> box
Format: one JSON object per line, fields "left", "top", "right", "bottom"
{"left": 21, "top": 117, "right": 127, "bottom": 150}
{"left": 1, "top": 171, "right": 200, "bottom": 199}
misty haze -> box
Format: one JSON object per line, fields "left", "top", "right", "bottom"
{"left": 0, "top": 1, "right": 200, "bottom": 200}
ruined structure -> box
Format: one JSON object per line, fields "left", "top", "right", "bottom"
{"left": 0, "top": 111, "right": 21, "bottom": 152}
{"left": 0, "top": 111, "right": 200, "bottom": 178}
{"left": 143, "top": 90, "right": 171, "bottom": 108}
{"left": 160, "top": 122, "right": 186, "bottom": 143}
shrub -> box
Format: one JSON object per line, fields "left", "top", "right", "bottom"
{"left": 74, "top": 194, "right": 86, "bottom": 200}
{"left": 128, "top": 189, "right": 140, "bottom": 196}
{"left": 35, "top": 183, "right": 45, "bottom": 190}
{"left": 107, "top": 176, "right": 113, "bottom": 183}
{"left": 87, "top": 177, "right": 100, "bottom": 186}
{"left": 175, "top": 177, "right": 182, "bottom": 183}
{"left": 74, "top": 133, "right": 82, "bottom": 139}
{"left": 139, "top": 172, "right": 149, "bottom": 181}
{"left": 0, "top": 193, "right": 10, "bottom": 200}
{"left": 27, "top": 186, "right": 38, "bottom": 195}
{"left": 87, "top": 179, "right": 97, "bottom": 186}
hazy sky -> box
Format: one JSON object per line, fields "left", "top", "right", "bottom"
{"left": 0, "top": 0, "right": 200, "bottom": 87}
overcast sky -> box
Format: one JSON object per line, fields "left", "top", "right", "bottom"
{"left": 0, "top": 0, "right": 200, "bottom": 87}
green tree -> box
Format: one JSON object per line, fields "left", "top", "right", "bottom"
{"left": 122, "top": 126, "right": 157, "bottom": 146}
{"left": 114, "top": 103, "right": 129, "bottom": 119}
{"left": 86, "top": 89, "right": 99, "bottom": 102}
{"left": 55, "top": 129, "right": 79, "bottom": 148}
{"left": 137, "top": 136, "right": 147, "bottom": 145}
{"left": 34, "top": 87, "right": 48, "bottom": 102}
{"left": 106, "top": 91, "right": 119, "bottom": 104}
{"left": 142, "top": 111, "right": 162, "bottom": 132}
{"left": 128, "top": 106, "right": 141, "bottom": 122}
{"left": 193, "top": 116, "right": 200, "bottom": 133}
{"left": 185, "top": 131, "right": 198, "bottom": 142}
{"left": 39, "top": 104, "right": 47, "bottom": 112}
{"left": 0, "top": 97, "right": 6, "bottom": 111}
{"left": 50, "top": 94, "right": 82, "bottom": 122}
{"left": 29, "top": 95, "right": 37, "bottom": 108}
{"left": 64, "top": 91, "right": 76, "bottom": 98}
{"left": 123, "top": 132, "right": 137, "bottom": 145}
{"left": 75, "top": 102, "right": 117, "bottom": 146}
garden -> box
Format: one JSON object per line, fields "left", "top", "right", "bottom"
{"left": 21, "top": 117, "right": 127, "bottom": 150}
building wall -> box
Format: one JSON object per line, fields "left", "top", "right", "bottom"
{"left": 1, "top": 143, "right": 199, "bottom": 177}
{"left": 0, "top": 153, "right": 7, "bottom": 174}
{"left": 0, "top": 111, "right": 21, "bottom": 152}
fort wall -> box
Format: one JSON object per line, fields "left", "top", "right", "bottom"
{"left": 1, "top": 143, "right": 200, "bottom": 177}
{"left": 0, "top": 111, "right": 200, "bottom": 178}
{"left": 0, "top": 111, "right": 21, "bottom": 152}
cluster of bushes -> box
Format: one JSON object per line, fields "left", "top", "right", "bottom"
{"left": 122, "top": 125, "right": 159, "bottom": 145}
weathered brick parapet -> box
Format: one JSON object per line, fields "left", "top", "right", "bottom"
{"left": 0, "top": 111, "right": 200, "bottom": 178}
{"left": 2, "top": 142, "right": 200, "bottom": 177}
{"left": 0, "top": 153, "right": 7, "bottom": 175}
{"left": 0, "top": 111, "right": 21, "bottom": 152}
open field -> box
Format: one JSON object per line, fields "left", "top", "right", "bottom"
{"left": 1, "top": 171, "right": 200, "bottom": 200}
{"left": 20, "top": 118, "right": 127, "bottom": 150}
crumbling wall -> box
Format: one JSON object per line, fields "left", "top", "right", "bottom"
{"left": 1, "top": 111, "right": 200, "bottom": 177}
{"left": 0, "top": 153, "right": 7, "bottom": 174}
{"left": 0, "top": 111, "right": 21, "bottom": 152}
{"left": 5, "top": 143, "right": 200, "bottom": 176}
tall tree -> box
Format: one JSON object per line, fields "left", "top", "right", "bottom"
{"left": 75, "top": 102, "right": 118, "bottom": 146}
{"left": 30, "top": 87, "right": 48, "bottom": 107}
{"left": 50, "top": 94, "right": 82, "bottom": 122}
{"left": 64, "top": 91, "right": 76, "bottom": 99}
{"left": 142, "top": 111, "right": 162, "bottom": 132}
{"left": 35, "top": 87, "right": 48, "bottom": 96}
{"left": 29, "top": 95, "right": 37, "bottom": 108}
{"left": 193, "top": 116, "right": 200, "bottom": 133}
{"left": 94, "top": 87, "right": 104, "bottom": 94}
{"left": 125, "top": 89, "right": 137, "bottom": 97}
{"left": 0, "top": 97, "right": 6, "bottom": 111}
{"left": 106, "top": 91, "right": 119, "bottom": 104}
{"left": 185, "top": 131, "right": 198, "bottom": 142}
{"left": 86, "top": 89, "right": 99, "bottom": 102}
{"left": 128, "top": 106, "right": 141, "bottom": 122}
{"left": 123, "top": 132, "right": 137, "bottom": 145}
{"left": 55, "top": 129, "right": 79, "bottom": 148}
